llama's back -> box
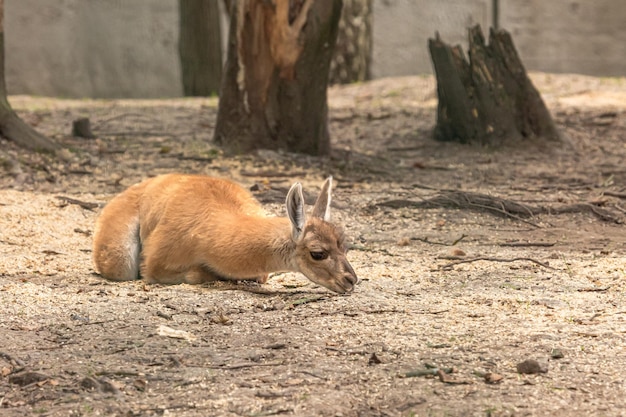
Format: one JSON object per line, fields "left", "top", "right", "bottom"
{"left": 139, "top": 174, "right": 265, "bottom": 234}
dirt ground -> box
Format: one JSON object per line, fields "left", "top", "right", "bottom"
{"left": 0, "top": 73, "right": 625, "bottom": 417}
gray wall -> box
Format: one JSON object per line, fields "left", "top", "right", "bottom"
{"left": 372, "top": 0, "right": 492, "bottom": 77}
{"left": 502, "top": 2, "right": 626, "bottom": 77}
{"left": 5, "top": 0, "right": 182, "bottom": 98}
{"left": 5, "top": 0, "right": 626, "bottom": 98}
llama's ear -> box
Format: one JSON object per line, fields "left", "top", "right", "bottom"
{"left": 286, "top": 182, "right": 305, "bottom": 241}
{"left": 311, "top": 176, "right": 332, "bottom": 221}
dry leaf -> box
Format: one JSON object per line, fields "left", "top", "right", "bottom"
{"left": 484, "top": 372, "right": 503, "bottom": 384}
{"left": 157, "top": 325, "right": 197, "bottom": 342}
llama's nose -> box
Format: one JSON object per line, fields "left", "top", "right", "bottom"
{"left": 344, "top": 260, "right": 359, "bottom": 285}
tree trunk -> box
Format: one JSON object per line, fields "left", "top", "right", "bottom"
{"left": 222, "top": 0, "right": 233, "bottom": 15}
{"left": 178, "top": 0, "right": 223, "bottom": 96}
{"left": 0, "top": 0, "right": 57, "bottom": 152}
{"left": 214, "top": 0, "right": 342, "bottom": 155}
{"left": 329, "top": 0, "right": 372, "bottom": 85}
{"left": 428, "top": 25, "right": 559, "bottom": 145}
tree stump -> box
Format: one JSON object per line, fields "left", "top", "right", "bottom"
{"left": 428, "top": 25, "right": 559, "bottom": 145}
{"left": 213, "top": 0, "right": 342, "bottom": 156}
{"left": 72, "top": 117, "right": 95, "bottom": 139}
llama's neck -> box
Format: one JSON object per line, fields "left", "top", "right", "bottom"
{"left": 260, "top": 217, "right": 299, "bottom": 273}
{"left": 205, "top": 215, "right": 298, "bottom": 278}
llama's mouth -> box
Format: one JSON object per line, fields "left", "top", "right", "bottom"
{"left": 326, "top": 275, "right": 356, "bottom": 294}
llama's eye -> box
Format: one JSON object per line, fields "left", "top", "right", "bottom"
{"left": 310, "top": 251, "right": 328, "bottom": 261}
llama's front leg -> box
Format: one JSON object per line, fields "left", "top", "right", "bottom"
{"left": 184, "top": 265, "right": 221, "bottom": 284}
{"left": 141, "top": 259, "right": 188, "bottom": 284}
{"left": 140, "top": 233, "right": 193, "bottom": 284}
{"left": 142, "top": 261, "right": 221, "bottom": 285}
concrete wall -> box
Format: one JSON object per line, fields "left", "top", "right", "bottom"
{"left": 5, "top": 0, "right": 182, "bottom": 98}
{"left": 501, "top": 1, "right": 626, "bottom": 77}
{"left": 372, "top": 0, "right": 626, "bottom": 78}
{"left": 5, "top": 0, "right": 626, "bottom": 98}
{"left": 371, "top": 0, "right": 492, "bottom": 78}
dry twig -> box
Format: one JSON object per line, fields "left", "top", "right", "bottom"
{"left": 208, "top": 361, "right": 284, "bottom": 370}
{"left": 603, "top": 191, "right": 626, "bottom": 199}
{"left": 55, "top": 196, "right": 99, "bottom": 211}
{"left": 412, "top": 234, "right": 467, "bottom": 246}
{"left": 498, "top": 242, "right": 556, "bottom": 247}
{"left": 440, "top": 256, "right": 555, "bottom": 271}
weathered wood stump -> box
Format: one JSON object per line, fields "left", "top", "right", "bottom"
{"left": 428, "top": 25, "right": 559, "bottom": 145}
{"left": 71, "top": 117, "right": 95, "bottom": 139}
{"left": 214, "top": 0, "right": 342, "bottom": 156}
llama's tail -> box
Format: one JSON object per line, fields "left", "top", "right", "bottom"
{"left": 93, "top": 183, "right": 144, "bottom": 281}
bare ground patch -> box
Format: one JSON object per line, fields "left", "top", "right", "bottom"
{"left": 1, "top": 73, "right": 625, "bottom": 416}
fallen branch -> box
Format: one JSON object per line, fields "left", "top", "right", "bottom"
{"left": 91, "top": 112, "right": 162, "bottom": 130}
{"left": 548, "top": 203, "right": 621, "bottom": 223}
{"left": 604, "top": 191, "right": 626, "bottom": 200}
{"left": 95, "top": 370, "right": 140, "bottom": 377}
{"left": 208, "top": 361, "right": 284, "bottom": 370}
{"left": 377, "top": 191, "right": 540, "bottom": 227}
{"left": 437, "top": 369, "right": 472, "bottom": 385}
{"left": 577, "top": 286, "right": 610, "bottom": 292}
{"left": 55, "top": 196, "right": 99, "bottom": 211}
{"left": 376, "top": 190, "right": 623, "bottom": 224}
{"left": 288, "top": 295, "right": 327, "bottom": 307}
{"left": 439, "top": 256, "right": 555, "bottom": 271}
{"left": 403, "top": 366, "right": 453, "bottom": 378}
{"left": 412, "top": 234, "right": 467, "bottom": 246}
{"left": 95, "top": 130, "right": 181, "bottom": 138}
{"left": 0, "top": 352, "right": 26, "bottom": 368}
{"left": 498, "top": 242, "right": 556, "bottom": 247}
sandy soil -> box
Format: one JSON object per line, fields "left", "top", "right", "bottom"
{"left": 0, "top": 73, "right": 625, "bottom": 417}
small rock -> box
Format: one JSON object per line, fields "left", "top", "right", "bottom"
{"left": 368, "top": 352, "right": 382, "bottom": 365}
{"left": 484, "top": 372, "right": 504, "bottom": 384}
{"left": 397, "top": 237, "right": 411, "bottom": 246}
{"left": 264, "top": 343, "right": 287, "bottom": 350}
{"left": 56, "top": 148, "right": 75, "bottom": 162}
{"left": 9, "top": 371, "right": 49, "bottom": 386}
{"left": 516, "top": 359, "right": 548, "bottom": 374}
{"left": 80, "top": 376, "right": 101, "bottom": 391}
{"left": 550, "top": 348, "right": 565, "bottom": 359}
{"left": 80, "top": 376, "right": 121, "bottom": 394}
{"left": 133, "top": 378, "right": 147, "bottom": 392}
{"left": 451, "top": 248, "right": 466, "bottom": 257}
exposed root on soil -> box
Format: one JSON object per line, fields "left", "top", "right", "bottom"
{"left": 376, "top": 190, "right": 623, "bottom": 225}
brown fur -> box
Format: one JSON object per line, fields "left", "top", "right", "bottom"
{"left": 92, "top": 174, "right": 358, "bottom": 293}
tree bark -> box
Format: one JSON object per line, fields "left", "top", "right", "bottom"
{"left": 329, "top": 0, "right": 372, "bottom": 85}
{"left": 428, "top": 25, "right": 559, "bottom": 145}
{"left": 0, "top": 0, "right": 58, "bottom": 152}
{"left": 178, "top": 0, "right": 223, "bottom": 96}
{"left": 214, "top": 0, "right": 342, "bottom": 155}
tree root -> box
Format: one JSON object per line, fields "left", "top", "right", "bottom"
{"left": 376, "top": 190, "right": 623, "bottom": 225}
{"left": 0, "top": 110, "right": 58, "bottom": 152}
